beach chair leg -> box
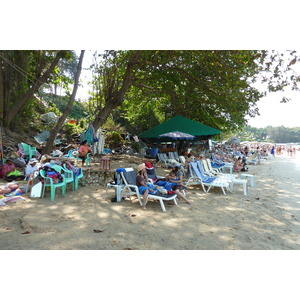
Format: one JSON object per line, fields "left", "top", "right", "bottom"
{"left": 243, "top": 183, "right": 247, "bottom": 196}
{"left": 173, "top": 198, "right": 178, "bottom": 206}
{"left": 42, "top": 186, "right": 45, "bottom": 198}
{"left": 158, "top": 198, "right": 166, "bottom": 212}
{"left": 205, "top": 185, "right": 210, "bottom": 193}
{"left": 50, "top": 188, "right": 55, "bottom": 201}
{"left": 221, "top": 187, "right": 227, "bottom": 195}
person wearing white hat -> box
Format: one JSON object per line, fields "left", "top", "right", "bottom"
{"left": 136, "top": 163, "right": 157, "bottom": 210}
{"left": 25, "top": 158, "right": 39, "bottom": 180}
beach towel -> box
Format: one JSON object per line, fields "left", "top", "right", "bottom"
{"left": 0, "top": 195, "right": 25, "bottom": 206}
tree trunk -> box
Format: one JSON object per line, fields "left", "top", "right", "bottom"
{"left": 4, "top": 51, "right": 65, "bottom": 126}
{"left": 42, "top": 50, "right": 85, "bottom": 155}
{"left": 0, "top": 57, "right": 4, "bottom": 127}
{"left": 92, "top": 50, "right": 141, "bottom": 131}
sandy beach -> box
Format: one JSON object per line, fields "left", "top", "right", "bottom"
{"left": 0, "top": 154, "right": 299, "bottom": 250}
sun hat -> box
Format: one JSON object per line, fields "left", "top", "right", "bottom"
{"left": 29, "top": 158, "right": 38, "bottom": 164}
{"left": 137, "top": 163, "right": 146, "bottom": 172}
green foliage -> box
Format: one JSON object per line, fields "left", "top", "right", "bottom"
{"left": 63, "top": 122, "right": 82, "bottom": 139}
{"left": 0, "top": 50, "right": 79, "bottom": 128}
{"left": 79, "top": 119, "right": 87, "bottom": 128}
{"left": 238, "top": 125, "right": 300, "bottom": 143}
{"left": 39, "top": 92, "right": 88, "bottom": 120}
{"left": 131, "top": 140, "right": 140, "bottom": 152}
{"left": 102, "top": 118, "right": 126, "bottom": 133}
{"left": 88, "top": 50, "right": 300, "bottom": 136}
{"left": 101, "top": 118, "right": 127, "bottom": 148}
{"left": 105, "top": 131, "right": 124, "bottom": 148}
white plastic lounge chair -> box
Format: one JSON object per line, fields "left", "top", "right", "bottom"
{"left": 119, "top": 168, "right": 178, "bottom": 212}
{"left": 211, "top": 153, "right": 226, "bottom": 166}
{"left": 186, "top": 161, "right": 231, "bottom": 195}
{"left": 145, "top": 163, "right": 165, "bottom": 183}
{"left": 156, "top": 153, "right": 174, "bottom": 168}
{"left": 211, "top": 153, "right": 234, "bottom": 173}
{"left": 202, "top": 159, "right": 237, "bottom": 180}
{"left": 178, "top": 155, "right": 189, "bottom": 175}
{"left": 207, "top": 158, "right": 224, "bottom": 171}
{"left": 178, "top": 155, "right": 186, "bottom": 165}
{"left": 168, "top": 151, "right": 180, "bottom": 162}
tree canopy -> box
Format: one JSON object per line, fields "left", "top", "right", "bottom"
{"left": 88, "top": 50, "right": 300, "bottom": 135}
{"left": 1, "top": 50, "right": 299, "bottom": 148}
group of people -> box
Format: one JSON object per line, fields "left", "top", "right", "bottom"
{"left": 136, "top": 162, "right": 191, "bottom": 210}
{"left": 0, "top": 140, "right": 93, "bottom": 196}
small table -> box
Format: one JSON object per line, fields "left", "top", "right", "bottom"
{"left": 240, "top": 174, "right": 255, "bottom": 187}
{"left": 231, "top": 179, "right": 248, "bottom": 195}
{"left": 105, "top": 183, "right": 124, "bottom": 202}
{"left": 222, "top": 164, "right": 233, "bottom": 174}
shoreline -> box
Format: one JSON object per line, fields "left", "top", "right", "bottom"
{"left": 0, "top": 155, "right": 299, "bottom": 250}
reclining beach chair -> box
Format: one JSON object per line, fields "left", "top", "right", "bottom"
{"left": 211, "top": 153, "right": 225, "bottom": 166}
{"left": 206, "top": 158, "right": 224, "bottom": 172}
{"left": 202, "top": 159, "right": 237, "bottom": 180}
{"left": 119, "top": 168, "right": 178, "bottom": 212}
{"left": 145, "top": 161, "right": 165, "bottom": 183}
{"left": 186, "top": 161, "right": 231, "bottom": 195}
{"left": 156, "top": 153, "right": 168, "bottom": 167}
{"left": 157, "top": 153, "right": 177, "bottom": 168}
{"left": 168, "top": 151, "right": 180, "bottom": 162}
{"left": 198, "top": 160, "right": 248, "bottom": 195}
{"left": 212, "top": 153, "right": 233, "bottom": 173}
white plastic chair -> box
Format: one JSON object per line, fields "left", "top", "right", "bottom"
{"left": 186, "top": 161, "right": 231, "bottom": 195}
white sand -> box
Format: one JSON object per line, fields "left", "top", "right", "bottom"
{"left": 0, "top": 155, "right": 299, "bottom": 250}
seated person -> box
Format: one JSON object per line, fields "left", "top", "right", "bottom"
{"left": 157, "top": 163, "right": 191, "bottom": 205}
{"left": 78, "top": 140, "right": 92, "bottom": 167}
{"left": 184, "top": 153, "right": 195, "bottom": 169}
{"left": 25, "top": 158, "right": 40, "bottom": 180}
{"left": 220, "top": 152, "right": 234, "bottom": 163}
{"left": 136, "top": 163, "right": 157, "bottom": 210}
{"left": 163, "top": 170, "right": 179, "bottom": 191}
{"left": 0, "top": 158, "right": 25, "bottom": 182}
{"left": 233, "top": 157, "right": 244, "bottom": 172}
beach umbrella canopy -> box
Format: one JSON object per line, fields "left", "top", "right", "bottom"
{"left": 159, "top": 131, "right": 195, "bottom": 140}
{"left": 139, "top": 115, "right": 221, "bottom": 142}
